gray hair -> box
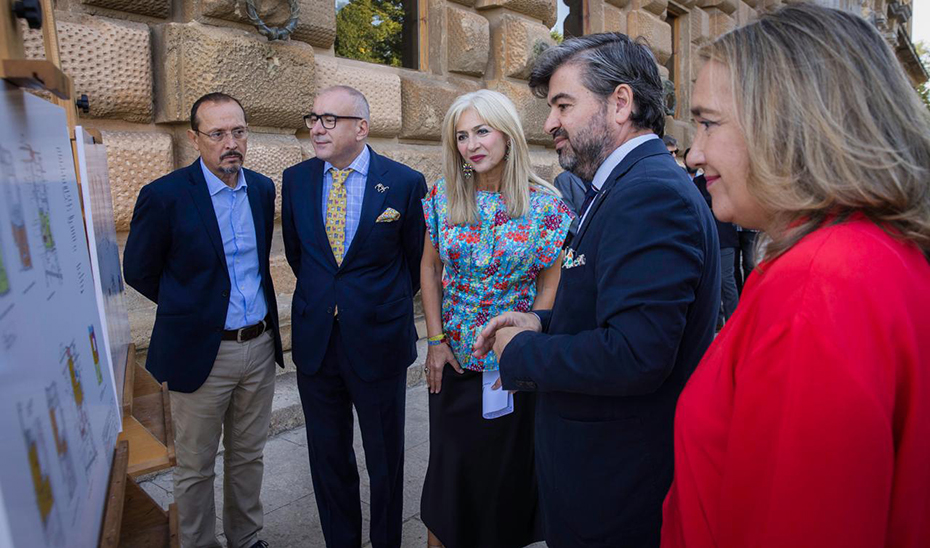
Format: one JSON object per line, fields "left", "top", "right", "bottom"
{"left": 318, "top": 85, "right": 371, "bottom": 121}
{"left": 528, "top": 33, "right": 666, "bottom": 136}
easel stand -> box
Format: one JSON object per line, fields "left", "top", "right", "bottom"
{"left": 99, "top": 440, "right": 178, "bottom": 548}
{"left": 102, "top": 344, "right": 179, "bottom": 547}
{"left": 100, "top": 345, "right": 179, "bottom": 548}
{"left": 119, "top": 345, "right": 177, "bottom": 477}
{"left": 1, "top": 1, "right": 178, "bottom": 545}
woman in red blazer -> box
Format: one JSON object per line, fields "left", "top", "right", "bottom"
{"left": 662, "top": 4, "right": 930, "bottom": 548}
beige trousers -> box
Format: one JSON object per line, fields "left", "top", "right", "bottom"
{"left": 170, "top": 330, "right": 276, "bottom": 548}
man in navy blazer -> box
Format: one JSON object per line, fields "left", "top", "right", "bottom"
{"left": 475, "top": 35, "right": 720, "bottom": 547}
{"left": 281, "top": 86, "right": 427, "bottom": 548}
{"left": 124, "top": 93, "right": 283, "bottom": 548}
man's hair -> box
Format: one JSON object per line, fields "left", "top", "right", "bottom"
{"left": 317, "top": 85, "right": 371, "bottom": 122}
{"left": 190, "top": 93, "right": 247, "bottom": 132}
{"left": 528, "top": 33, "right": 666, "bottom": 136}
{"left": 663, "top": 135, "right": 678, "bottom": 149}
{"left": 683, "top": 147, "right": 697, "bottom": 175}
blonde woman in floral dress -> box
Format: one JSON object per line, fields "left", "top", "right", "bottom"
{"left": 419, "top": 90, "right": 572, "bottom": 548}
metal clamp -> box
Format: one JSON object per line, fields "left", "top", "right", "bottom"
{"left": 243, "top": 0, "right": 301, "bottom": 41}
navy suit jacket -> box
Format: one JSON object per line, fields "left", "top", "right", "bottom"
{"left": 500, "top": 138, "right": 720, "bottom": 547}
{"left": 694, "top": 173, "right": 738, "bottom": 249}
{"left": 124, "top": 160, "right": 285, "bottom": 393}
{"left": 281, "top": 146, "right": 427, "bottom": 381}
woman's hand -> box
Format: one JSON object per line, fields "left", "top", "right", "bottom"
{"left": 425, "top": 342, "right": 463, "bottom": 394}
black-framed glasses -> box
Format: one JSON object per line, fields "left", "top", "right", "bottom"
{"left": 196, "top": 127, "right": 249, "bottom": 142}
{"left": 304, "top": 113, "right": 364, "bottom": 130}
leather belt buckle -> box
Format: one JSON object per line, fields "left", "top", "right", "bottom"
{"left": 230, "top": 319, "right": 266, "bottom": 343}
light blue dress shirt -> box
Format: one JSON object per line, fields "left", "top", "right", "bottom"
{"left": 322, "top": 146, "right": 370, "bottom": 253}
{"left": 200, "top": 160, "right": 268, "bottom": 330}
{"left": 579, "top": 134, "right": 661, "bottom": 226}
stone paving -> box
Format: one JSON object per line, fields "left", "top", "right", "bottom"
{"left": 139, "top": 379, "right": 547, "bottom": 548}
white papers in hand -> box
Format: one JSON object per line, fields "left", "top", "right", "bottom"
{"left": 482, "top": 369, "right": 514, "bottom": 419}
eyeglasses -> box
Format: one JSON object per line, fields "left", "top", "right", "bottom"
{"left": 304, "top": 113, "right": 364, "bottom": 130}
{"left": 196, "top": 127, "right": 249, "bottom": 142}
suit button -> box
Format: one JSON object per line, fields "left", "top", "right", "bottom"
{"left": 222, "top": 290, "right": 229, "bottom": 297}
{"left": 326, "top": 306, "right": 333, "bottom": 314}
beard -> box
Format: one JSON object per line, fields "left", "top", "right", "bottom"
{"left": 554, "top": 104, "right": 616, "bottom": 182}
{"left": 218, "top": 151, "right": 243, "bottom": 175}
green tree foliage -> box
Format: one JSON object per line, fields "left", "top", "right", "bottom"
{"left": 550, "top": 29, "right": 564, "bottom": 44}
{"left": 917, "top": 41, "right": 930, "bottom": 113}
{"left": 335, "top": 0, "right": 405, "bottom": 67}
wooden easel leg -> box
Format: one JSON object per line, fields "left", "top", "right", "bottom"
{"left": 99, "top": 441, "right": 129, "bottom": 548}
{"left": 118, "top": 475, "right": 172, "bottom": 547}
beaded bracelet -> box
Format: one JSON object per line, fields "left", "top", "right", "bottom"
{"left": 427, "top": 333, "right": 447, "bottom": 346}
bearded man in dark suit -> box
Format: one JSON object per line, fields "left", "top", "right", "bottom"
{"left": 475, "top": 34, "right": 720, "bottom": 548}
{"left": 125, "top": 92, "right": 283, "bottom": 548}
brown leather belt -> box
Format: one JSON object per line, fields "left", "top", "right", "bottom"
{"left": 222, "top": 319, "right": 267, "bottom": 343}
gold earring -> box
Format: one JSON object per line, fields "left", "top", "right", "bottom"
{"left": 462, "top": 161, "right": 474, "bottom": 178}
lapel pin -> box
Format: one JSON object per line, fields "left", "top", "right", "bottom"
{"left": 375, "top": 183, "right": 389, "bottom": 193}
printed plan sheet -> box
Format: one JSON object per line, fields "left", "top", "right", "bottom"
{"left": 76, "top": 127, "right": 130, "bottom": 415}
{"left": 0, "top": 83, "right": 121, "bottom": 548}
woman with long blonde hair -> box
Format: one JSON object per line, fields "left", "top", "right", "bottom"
{"left": 419, "top": 89, "right": 572, "bottom": 548}
{"left": 662, "top": 4, "right": 930, "bottom": 547}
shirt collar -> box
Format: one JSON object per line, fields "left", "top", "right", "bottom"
{"left": 590, "top": 134, "right": 661, "bottom": 191}
{"left": 324, "top": 145, "right": 370, "bottom": 177}
{"left": 200, "top": 158, "right": 247, "bottom": 196}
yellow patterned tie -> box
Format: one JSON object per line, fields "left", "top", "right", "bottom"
{"left": 326, "top": 167, "right": 353, "bottom": 266}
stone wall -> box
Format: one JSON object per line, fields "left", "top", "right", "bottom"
{"left": 21, "top": 0, "right": 921, "bottom": 358}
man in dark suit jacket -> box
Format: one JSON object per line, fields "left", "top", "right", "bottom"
{"left": 686, "top": 149, "right": 740, "bottom": 329}
{"left": 124, "top": 93, "right": 283, "bottom": 548}
{"left": 553, "top": 170, "right": 588, "bottom": 247}
{"left": 475, "top": 34, "right": 720, "bottom": 547}
{"left": 281, "top": 86, "right": 426, "bottom": 548}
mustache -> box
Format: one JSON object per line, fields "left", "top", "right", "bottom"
{"left": 552, "top": 128, "right": 569, "bottom": 140}
{"left": 221, "top": 151, "right": 243, "bottom": 161}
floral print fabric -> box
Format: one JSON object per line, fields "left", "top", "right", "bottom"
{"left": 423, "top": 178, "right": 573, "bottom": 371}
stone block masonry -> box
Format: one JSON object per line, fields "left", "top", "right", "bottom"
{"left": 39, "top": 0, "right": 904, "bottom": 371}
{"left": 104, "top": 131, "right": 175, "bottom": 231}
{"left": 23, "top": 16, "right": 153, "bottom": 123}
{"left": 315, "top": 56, "right": 403, "bottom": 138}
{"left": 447, "top": 6, "right": 491, "bottom": 76}
{"left": 492, "top": 14, "right": 555, "bottom": 80}
{"left": 153, "top": 22, "right": 316, "bottom": 129}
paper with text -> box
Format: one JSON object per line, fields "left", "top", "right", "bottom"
{"left": 482, "top": 370, "right": 514, "bottom": 419}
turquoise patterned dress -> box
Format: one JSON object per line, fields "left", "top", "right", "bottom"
{"left": 422, "top": 178, "right": 573, "bottom": 370}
